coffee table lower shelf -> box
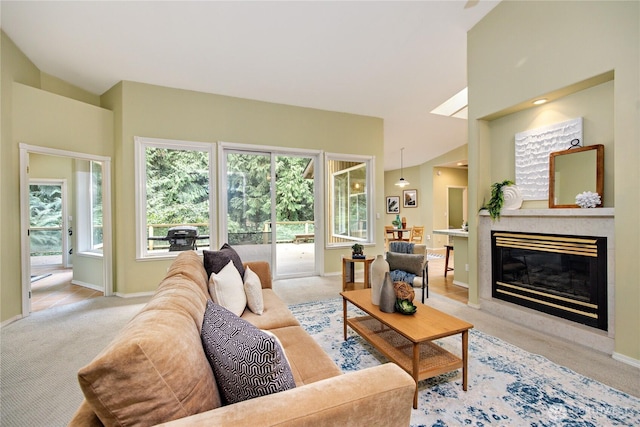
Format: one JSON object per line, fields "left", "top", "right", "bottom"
{"left": 347, "top": 315, "right": 463, "bottom": 400}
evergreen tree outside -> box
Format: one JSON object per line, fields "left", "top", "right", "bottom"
{"left": 145, "top": 147, "right": 315, "bottom": 245}
{"left": 29, "top": 184, "right": 63, "bottom": 255}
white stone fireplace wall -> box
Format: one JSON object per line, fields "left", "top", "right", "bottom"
{"left": 478, "top": 208, "right": 615, "bottom": 354}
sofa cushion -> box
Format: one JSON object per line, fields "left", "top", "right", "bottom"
{"left": 268, "top": 326, "right": 342, "bottom": 386}
{"left": 201, "top": 301, "right": 296, "bottom": 404}
{"left": 208, "top": 259, "right": 247, "bottom": 316}
{"left": 240, "top": 289, "right": 300, "bottom": 330}
{"left": 243, "top": 265, "right": 264, "bottom": 315}
{"left": 77, "top": 256, "right": 221, "bottom": 426}
{"left": 387, "top": 251, "right": 425, "bottom": 276}
{"left": 204, "top": 243, "right": 245, "bottom": 279}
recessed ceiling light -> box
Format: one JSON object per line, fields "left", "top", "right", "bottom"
{"left": 533, "top": 98, "right": 548, "bottom": 105}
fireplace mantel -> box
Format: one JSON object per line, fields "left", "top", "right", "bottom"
{"left": 477, "top": 208, "right": 615, "bottom": 354}
{"left": 479, "top": 208, "right": 614, "bottom": 218}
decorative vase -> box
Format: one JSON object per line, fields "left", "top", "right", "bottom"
{"left": 401, "top": 216, "right": 407, "bottom": 229}
{"left": 370, "top": 254, "right": 389, "bottom": 305}
{"left": 379, "top": 272, "right": 396, "bottom": 313}
{"left": 395, "top": 214, "right": 401, "bottom": 229}
{"left": 502, "top": 185, "right": 523, "bottom": 210}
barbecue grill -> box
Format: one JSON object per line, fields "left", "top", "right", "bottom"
{"left": 166, "top": 226, "right": 199, "bottom": 251}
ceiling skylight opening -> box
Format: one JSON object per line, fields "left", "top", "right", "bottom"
{"left": 431, "top": 87, "right": 468, "bottom": 119}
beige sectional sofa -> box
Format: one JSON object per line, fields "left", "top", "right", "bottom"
{"left": 69, "top": 250, "right": 415, "bottom": 426}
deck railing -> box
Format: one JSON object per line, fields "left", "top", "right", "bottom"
{"left": 147, "top": 220, "right": 315, "bottom": 250}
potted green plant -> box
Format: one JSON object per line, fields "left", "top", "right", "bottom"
{"left": 480, "top": 179, "right": 514, "bottom": 221}
{"left": 351, "top": 243, "right": 365, "bottom": 259}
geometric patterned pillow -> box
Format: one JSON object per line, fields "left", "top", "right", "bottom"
{"left": 200, "top": 300, "right": 295, "bottom": 404}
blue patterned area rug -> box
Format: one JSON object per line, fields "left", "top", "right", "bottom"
{"left": 289, "top": 298, "right": 640, "bottom": 426}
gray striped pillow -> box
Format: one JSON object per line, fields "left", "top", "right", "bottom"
{"left": 200, "top": 300, "right": 295, "bottom": 404}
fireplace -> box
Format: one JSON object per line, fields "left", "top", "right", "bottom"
{"left": 491, "top": 231, "right": 607, "bottom": 331}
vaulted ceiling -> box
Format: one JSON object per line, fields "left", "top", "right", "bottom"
{"left": 1, "top": 1, "right": 500, "bottom": 170}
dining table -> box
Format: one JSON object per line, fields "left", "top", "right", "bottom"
{"left": 390, "top": 228, "right": 412, "bottom": 241}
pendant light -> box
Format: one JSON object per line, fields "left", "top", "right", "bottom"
{"left": 395, "top": 147, "right": 410, "bottom": 187}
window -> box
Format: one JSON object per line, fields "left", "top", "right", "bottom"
{"left": 326, "top": 154, "right": 374, "bottom": 246}
{"left": 90, "top": 161, "right": 103, "bottom": 250}
{"left": 135, "top": 137, "right": 215, "bottom": 259}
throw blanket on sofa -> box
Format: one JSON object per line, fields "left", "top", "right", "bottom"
{"left": 389, "top": 241, "right": 414, "bottom": 254}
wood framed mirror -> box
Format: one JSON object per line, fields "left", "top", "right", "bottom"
{"left": 549, "top": 144, "right": 604, "bottom": 208}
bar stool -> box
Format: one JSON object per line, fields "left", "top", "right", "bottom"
{"left": 444, "top": 245, "right": 454, "bottom": 277}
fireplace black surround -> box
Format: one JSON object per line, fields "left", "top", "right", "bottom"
{"left": 491, "top": 231, "right": 607, "bottom": 331}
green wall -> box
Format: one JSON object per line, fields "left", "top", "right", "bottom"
{"left": 468, "top": 1, "right": 639, "bottom": 361}
{"left": 385, "top": 144, "right": 468, "bottom": 251}
{"left": 104, "top": 81, "right": 384, "bottom": 295}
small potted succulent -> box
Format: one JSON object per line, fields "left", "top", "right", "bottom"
{"left": 351, "top": 243, "right": 365, "bottom": 259}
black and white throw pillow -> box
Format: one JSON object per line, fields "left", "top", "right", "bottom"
{"left": 200, "top": 300, "right": 295, "bottom": 404}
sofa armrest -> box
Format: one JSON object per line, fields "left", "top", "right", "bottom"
{"left": 156, "top": 363, "right": 414, "bottom": 427}
{"left": 243, "top": 261, "right": 272, "bottom": 289}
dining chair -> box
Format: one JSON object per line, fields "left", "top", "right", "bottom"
{"left": 384, "top": 225, "right": 396, "bottom": 251}
{"left": 410, "top": 226, "right": 424, "bottom": 244}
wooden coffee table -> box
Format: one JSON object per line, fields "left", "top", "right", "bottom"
{"left": 341, "top": 288, "right": 473, "bottom": 409}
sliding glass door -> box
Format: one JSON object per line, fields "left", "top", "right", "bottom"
{"left": 225, "top": 151, "right": 273, "bottom": 265}
{"left": 222, "top": 148, "right": 318, "bottom": 278}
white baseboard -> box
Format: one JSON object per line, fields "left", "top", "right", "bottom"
{"left": 71, "top": 279, "right": 103, "bottom": 292}
{"left": 453, "top": 280, "right": 469, "bottom": 288}
{"left": 114, "top": 291, "right": 155, "bottom": 298}
{"left": 1, "top": 314, "right": 23, "bottom": 327}
{"left": 612, "top": 351, "right": 640, "bottom": 368}
{"left": 324, "top": 271, "right": 341, "bottom": 277}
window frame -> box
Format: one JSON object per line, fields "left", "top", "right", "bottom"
{"left": 134, "top": 136, "right": 216, "bottom": 260}
{"left": 325, "top": 153, "right": 375, "bottom": 248}
{"left": 90, "top": 161, "right": 103, "bottom": 251}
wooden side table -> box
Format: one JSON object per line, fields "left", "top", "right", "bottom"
{"left": 342, "top": 257, "right": 374, "bottom": 291}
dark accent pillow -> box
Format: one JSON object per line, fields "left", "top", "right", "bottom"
{"left": 386, "top": 251, "right": 425, "bottom": 276}
{"left": 200, "top": 301, "right": 295, "bottom": 404}
{"left": 204, "top": 243, "right": 245, "bottom": 279}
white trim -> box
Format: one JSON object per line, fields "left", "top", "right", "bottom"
{"left": 19, "top": 144, "right": 114, "bottom": 319}
{"left": 28, "top": 178, "right": 69, "bottom": 267}
{"left": 20, "top": 148, "right": 31, "bottom": 315}
{"left": 219, "top": 141, "right": 323, "bottom": 278}
{"left": 19, "top": 143, "right": 109, "bottom": 162}
{"left": 453, "top": 280, "right": 469, "bottom": 288}
{"left": 325, "top": 152, "right": 376, "bottom": 248}
{"left": 612, "top": 352, "right": 640, "bottom": 368}
{"left": 114, "top": 291, "right": 155, "bottom": 298}
{"left": 70, "top": 279, "right": 104, "bottom": 292}
{"left": 134, "top": 136, "right": 216, "bottom": 260}
{"left": 1, "top": 315, "right": 24, "bottom": 327}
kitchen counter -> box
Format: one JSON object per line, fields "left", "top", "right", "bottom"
{"left": 432, "top": 229, "right": 469, "bottom": 287}
{"left": 433, "top": 229, "right": 469, "bottom": 238}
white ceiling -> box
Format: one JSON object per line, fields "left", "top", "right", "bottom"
{"left": 1, "top": 0, "right": 499, "bottom": 170}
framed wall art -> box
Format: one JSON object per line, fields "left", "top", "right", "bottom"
{"left": 403, "top": 189, "right": 417, "bottom": 208}
{"left": 386, "top": 196, "right": 400, "bottom": 214}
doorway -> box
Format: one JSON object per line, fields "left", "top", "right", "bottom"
{"left": 220, "top": 144, "right": 321, "bottom": 279}
{"left": 447, "top": 186, "right": 468, "bottom": 229}
{"left": 19, "top": 144, "right": 113, "bottom": 316}
{"left": 29, "top": 180, "right": 69, "bottom": 269}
